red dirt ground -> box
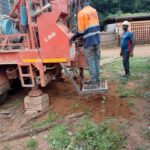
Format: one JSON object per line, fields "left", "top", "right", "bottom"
{"left": 45, "top": 81, "right": 132, "bottom": 123}
{"left": 0, "top": 45, "right": 150, "bottom": 149}
{"left": 0, "top": 81, "right": 132, "bottom": 135}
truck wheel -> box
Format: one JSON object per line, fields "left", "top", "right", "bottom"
{"left": 0, "top": 92, "right": 8, "bottom": 105}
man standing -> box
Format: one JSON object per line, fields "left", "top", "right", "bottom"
{"left": 71, "top": 0, "right": 100, "bottom": 89}
{"left": 120, "top": 21, "right": 134, "bottom": 78}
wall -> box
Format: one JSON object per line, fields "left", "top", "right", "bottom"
{"left": 100, "top": 32, "right": 117, "bottom": 47}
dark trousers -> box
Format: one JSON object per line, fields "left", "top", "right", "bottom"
{"left": 122, "top": 51, "right": 130, "bottom": 75}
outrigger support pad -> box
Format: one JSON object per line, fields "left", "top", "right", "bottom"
{"left": 82, "top": 80, "right": 108, "bottom": 95}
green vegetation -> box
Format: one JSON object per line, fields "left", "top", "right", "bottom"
{"left": 83, "top": 107, "right": 92, "bottom": 115}
{"left": 46, "top": 125, "right": 71, "bottom": 149}
{"left": 2, "top": 145, "right": 11, "bottom": 150}
{"left": 91, "top": 0, "right": 150, "bottom": 25}
{"left": 127, "top": 99, "right": 134, "bottom": 107}
{"left": 142, "top": 77, "right": 150, "bottom": 89}
{"left": 103, "top": 57, "right": 149, "bottom": 102}
{"left": 72, "top": 119, "right": 125, "bottom": 150}
{"left": 135, "top": 145, "right": 150, "bottom": 150}
{"left": 131, "top": 58, "right": 150, "bottom": 74}
{"left": 10, "top": 98, "right": 21, "bottom": 108}
{"left": 69, "top": 103, "right": 80, "bottom": 112}
{"left": 136, "top": 146, "right": 146, "bottom": 150}
{"left": 26, "top": 138, "right": 38, "bottom": 150}
{"left": 34, "top": 110, "right": 60, "bottom": 128}
{"left": 142, "top": 128, "right": 150, "bottom": 140}
{"left": 45, "top": 117, "right": 125, "bottom": 150}
{"left": 103, "top": 57, "right": 150, "bottom": 87}
{"left": 107, "top": 13, "right": 150, "bottom": 20}
{"left": 117, "top": 87, "right": 140, "bottom": 98}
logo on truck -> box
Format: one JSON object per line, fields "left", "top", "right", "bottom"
{"left": 44, "top": 32, "right": 56, "bottom": 42}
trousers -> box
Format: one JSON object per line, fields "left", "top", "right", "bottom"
{"left": 84, "top": 44, "right": 100, "bottom": 84}
{"left": 122, "top": 51, "right": 130, "bottom": 75}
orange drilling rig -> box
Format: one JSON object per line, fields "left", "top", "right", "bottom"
{"left": 0, "top": 0, "right": 108, "bottom": 105}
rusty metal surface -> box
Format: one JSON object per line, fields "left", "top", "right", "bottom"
{"left": 0, "top": 0, "right": 74, "bottom": 64}
{"left": 0, "top": 0, "right": 85, "bottom": 90}
{"left": 37, "top": 12, "right": 71, "bottom": 60}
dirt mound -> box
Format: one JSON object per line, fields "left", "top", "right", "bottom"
{"left": 46, "top": 81, "right": 133, "bottom": 123}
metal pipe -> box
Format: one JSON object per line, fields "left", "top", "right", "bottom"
{"left": 26, "top": 0, "right": 35, "bottom": 49}
{"left": 31, "top": 3, "right": 51, "bottom": 18}
{"left": 9, "top": 0, "right": 22, "bottom": 17}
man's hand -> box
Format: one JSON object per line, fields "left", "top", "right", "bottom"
{"left": 130, "top": 51, "right": 134, "bottom": 57}
{"left": 70, "top": 32, "right": 83, "bottom": 43}
{"left": 120, "top": 51, "right": 123, "bottom": 56}
{"left": 70, "top": 35, "right": 76, "bottom": 42}
{"left": 68, "top": 33, "right": 75, "bottom": 45}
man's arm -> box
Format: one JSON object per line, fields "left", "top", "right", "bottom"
{"left": 71, "top": 11, "right": 85, "bottom": 42}
{"left": 71, "top": 32, "right": 83, "bottom": 41}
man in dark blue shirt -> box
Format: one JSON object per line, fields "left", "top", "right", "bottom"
{"left": 120, "top": 21, "right": 134, "bottom": 78}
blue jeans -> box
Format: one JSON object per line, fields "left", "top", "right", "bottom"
{"left": 84, "top": 45, "right": 100, "bottom": 84}
{"left": 122, "top": 51, "right": 130, "bottom": 75}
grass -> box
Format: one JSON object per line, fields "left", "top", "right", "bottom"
{"left": 26, "top": 138, "right": 38, "bottom": 150}
{"left": 2, "top": 145, "right": 11, "bottom": 150}
{"left": 45, "top": 125, "right": 71, "bottom": 149}
{"left": 135, "top": 145, "right": 150, "bottom": 150}
{"left": 69, "top": 103, "right": 80, "bottom": 112}
{"left": 83, "top": 107, "right": 92, "bottom": 115}
{"left": 142, "top": 77, "right": 150, "bottom": 89}
{"left": 103, "top": 57, "right": 150, "bottom": 81}
{"left": 136, "top": 146, "right": 146, "bottom": 150}
{"left": 130, "top": 58, "right": 150, "bottom": 74}
{"left": 127, "top": 99, "right": 134, "bottom": 107}
{"left": 117, "top": 87, "right": 140, "bottom": 98}
{"left": 107, "top": 13, "right": 150, "bottom": 20}
{"left": 142, "top": 128, "right": 150, "bottom": 140}
{"left": 8, "top": 98, "right": 22, "bottom": 108}
{"left": 45, "top": 116, "right": 125, "bottom": 150}
{"left": 33, "top": 110, "right": 60, "bottom": 128}
{"left": 71, "top": 119, "right": 125, "bottom": 150}
{"left": 43, "top": 57, "right": 149, "bottom": 150}
{"left": 103, "top": 57, "right": 149, "bottom": 100}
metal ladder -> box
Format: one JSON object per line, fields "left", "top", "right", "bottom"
{"left": 60, "top": 63, "right": 108, "bottom": 95}
{"left": 18, "top": 64, "right": 35, "bottom": 87}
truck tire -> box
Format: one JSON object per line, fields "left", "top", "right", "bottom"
{"left": 0, "top": 91, "right": 8, "bottom": 105}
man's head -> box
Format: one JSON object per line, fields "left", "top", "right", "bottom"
{"left": 80, "top": 0, "right": 90, "bottom": 8}
{"left": 122, "top": 21, "right": 129, "bottom": 31}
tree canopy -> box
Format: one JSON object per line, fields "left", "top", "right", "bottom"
{"left": 91, "top": 0, "right": 150, "bottom": 23}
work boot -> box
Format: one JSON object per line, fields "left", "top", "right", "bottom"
{"left": 123, "top": 74, "right": 130, "bottom": 79}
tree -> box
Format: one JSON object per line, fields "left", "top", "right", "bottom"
{"left": 90, "top": 0, "right": 150, "bottom": 24}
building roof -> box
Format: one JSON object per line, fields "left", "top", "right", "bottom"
{"left": 104, "top": 13, "right": 150, "bottom": 24}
